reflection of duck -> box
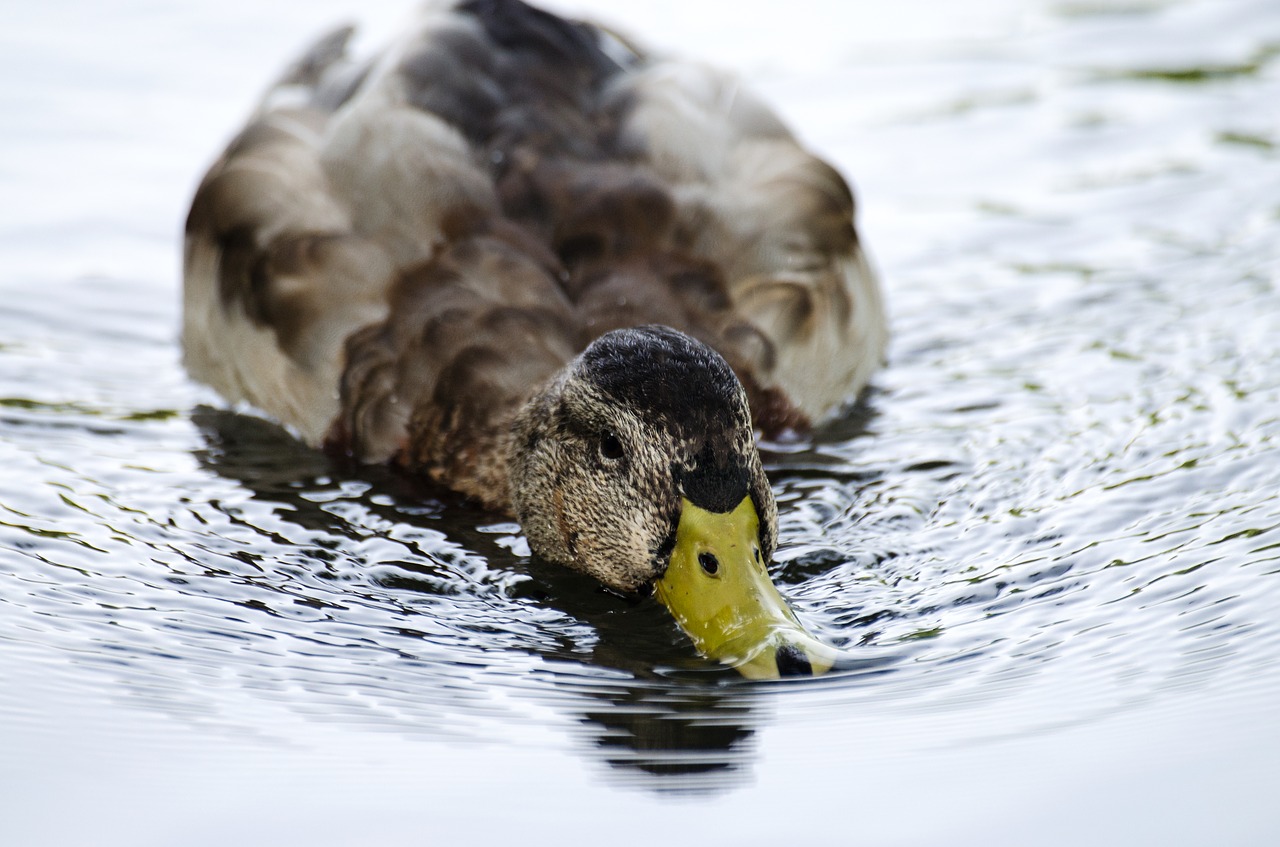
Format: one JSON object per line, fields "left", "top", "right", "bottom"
{"left": 579, "top": 676, "right": 761, "bottom": 793}
{"left": 183, "top": 0, "right": 886, "bottom": 677}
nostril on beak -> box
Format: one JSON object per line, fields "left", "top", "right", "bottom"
{"left": 698, "top": 551, "right": 719, "bottom": 575}
{"left": 775, "top": 643, "right": 814, "bottom": 677}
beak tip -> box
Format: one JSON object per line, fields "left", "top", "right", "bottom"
{"left": 775, "top": 643, "right": 815, "bottom": 677}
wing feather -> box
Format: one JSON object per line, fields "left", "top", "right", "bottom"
{"left": 183, "top": 0, "right": 887, "bottom": 458}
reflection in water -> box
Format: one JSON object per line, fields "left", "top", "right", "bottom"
{"left": 190, "top": 407, "right": 776, "bottom": 789}
{"left": 574, "top": 681, "right": 760, "bottom": 793}
{"left": 189, "top": 407, "right": 910, "bottom": 791}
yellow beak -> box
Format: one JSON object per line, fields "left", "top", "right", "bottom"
{"left": 654, "top": 495, "right": 837, "bottom": 679}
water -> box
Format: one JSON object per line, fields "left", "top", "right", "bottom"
{"left": 3, "top": 0, "right": 1280, "bottom": 843}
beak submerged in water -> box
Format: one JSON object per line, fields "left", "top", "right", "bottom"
{"left": 655, "top": 495, "right": 837, "bottom": 679}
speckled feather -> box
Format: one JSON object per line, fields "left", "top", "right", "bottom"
{"left": 182, "top": 0, "right": 887, "bottom": 527}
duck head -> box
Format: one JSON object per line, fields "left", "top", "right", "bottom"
{"left": 509, "top": 325, "right": 836, "bottom": 678}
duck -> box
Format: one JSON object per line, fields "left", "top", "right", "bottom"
{"left": 183, "top": 0, "right": 887, "bottom": 678}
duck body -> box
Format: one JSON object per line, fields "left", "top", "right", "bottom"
{"left": 184, "top": 0, "right": 886, "bottom": 676}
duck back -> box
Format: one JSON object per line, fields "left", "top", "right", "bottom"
{"left": 183, "top": 0, "right": 886, "bottom": 505}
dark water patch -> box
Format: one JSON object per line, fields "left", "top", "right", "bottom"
{"left": 1104, "top": 62, "right": 1264, "bottom": 83}
{"left": 1052, "top": 1, "right": 1173, "bottom": 18}
{"left": 1215, "top": 130, "right": 1276, "bottom": 151}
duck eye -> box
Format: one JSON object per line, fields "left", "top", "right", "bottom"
{"left": 698, "top": 551, "right": 720, "bottom": 576}
{"left": 599, "top": 431, "right": 624, "bottom": 461}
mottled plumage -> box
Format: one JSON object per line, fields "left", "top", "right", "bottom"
{"left": 185, "top": 0, "right": 885, "bottom": 558}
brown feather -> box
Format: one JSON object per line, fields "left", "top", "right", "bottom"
{"left": 182, "top": 0, "right": 886, "bottom": 514}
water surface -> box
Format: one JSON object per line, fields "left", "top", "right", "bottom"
{"left": 3, "top": 1, "right": 1280, "bottom": 844}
